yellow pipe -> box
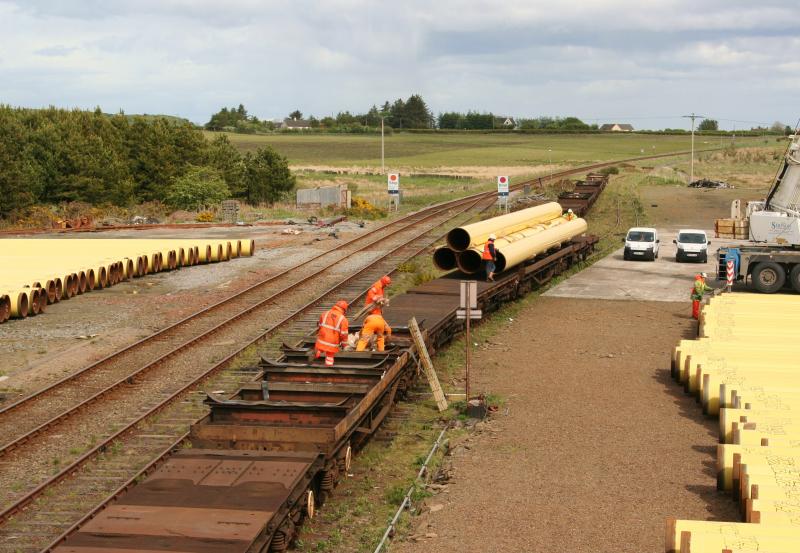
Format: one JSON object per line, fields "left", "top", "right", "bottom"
{"left": 492, "top": 218, "right": 587, "bottom": 273}
{"left": 0, "top": 294, "right": 9, "bottom": 322}
{"left": 456, "top": 218, "right": 570, "bottom": 273}
{"left": 7, "top": 289, "right": 28, "bottom": 318}
{"left": 446, "top": 202, "right": 564, "bottom": 251}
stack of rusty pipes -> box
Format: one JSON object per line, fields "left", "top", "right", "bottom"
{"left": 433, "top": 202, "right": 588, "bottom": 274}
{"left": 0, "top": 238, "right": 255, "bottom": 322}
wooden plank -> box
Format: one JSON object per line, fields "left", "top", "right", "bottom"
{"left": 408, "top": 317, "right": 448, "bottom": 411}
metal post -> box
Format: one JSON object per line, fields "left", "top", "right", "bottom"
{"left": 682, "top": 113, "right": 704, "bottom": 184}
{"left": 690, "top": 118, "right": 695, "bottom": 184}
{"left": 465, "top": 285, "right": 471, "bottom": 403}
{"left": 381, "top": 117, "right": 385, "bottom": 174}
{"left": 548, "top": 148, "right": 553, "bottom": 183}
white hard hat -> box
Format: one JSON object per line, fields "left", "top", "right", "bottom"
{"left": 701, "top": 272, "right": 708, "bottom": 278}
{"left": 567, "top": 209, "right": 573, "bottom": 213}
{"left": 488, "top": 234, "right": 496, "bottom": 240}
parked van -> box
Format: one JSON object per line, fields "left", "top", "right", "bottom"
{"left": 673, "top": 229, "right": 710, "bottom": 263}
{"left": 623, "top": 227, "right": 659, "bottom": 261}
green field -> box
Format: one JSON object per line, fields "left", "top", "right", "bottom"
{"left": 205, "top": 131, "right": 769, "bottom": 169}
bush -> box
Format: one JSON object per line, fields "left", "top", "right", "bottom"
{"left": 241, "top": 147, "right": 296, "bottom": 204}
{"left": 598, "top": 166, "right": 619, "bottom": 176}
{"left": 196, "top": 211, "right": 214, "bottom": 222}
{"left": 165, "top": 166, "right": 230, "bottom": 211}
{"left": 347, "top": 197, "right": 387, "bottom": 219}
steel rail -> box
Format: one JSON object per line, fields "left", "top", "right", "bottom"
{"left": 0, "top": 145, "right": 710, "bottom": 428}
{"left": 0, "top": 192, "right": 490, "bottom": 526}
{"left": 31, "top": 148, "right": 700, "bottom": 552}
{"left": 0, "top": 203, "right": 468, "bottom": 458}
{"left": 39, "top": 189, "right": 498, "bottom": 553}
{"left": 0, "top": 194, "right": 482, "bottom": 425}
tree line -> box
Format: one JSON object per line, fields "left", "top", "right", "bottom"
{"left": 206, "top": 94, "right": 435, "bottom": 133}
{"left": 206, "top": 96, "right": 601, "bottom": 134}
{"left": 0, "top": 105, "right": 295, "bottom": 219}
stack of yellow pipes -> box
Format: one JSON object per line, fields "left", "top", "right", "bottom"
{"left": 433, "top": 202, "right": 588, "bottom": 274}
{"left": 666, "top": 293, "right": 800, "bottom": 553}
{"left": 0, "top": 238, "right": 255, "bottom": 323}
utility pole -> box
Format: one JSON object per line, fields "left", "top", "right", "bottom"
{"left": 381, "top": 116, "right": 385, "bottom": 174}
{"left": 682, "top": 113, "right": 704, "bottom": 184}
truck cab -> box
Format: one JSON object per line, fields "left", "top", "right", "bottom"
{"left": 623, "top": 227, "right": 659, "bottom": 261}
{"left": 673, "top": 229, "right": 710, "bottom": 263}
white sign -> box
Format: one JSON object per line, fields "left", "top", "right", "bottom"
{"left": 456, "top": 309, "right": 482, "bottom": 320}
{"left": 497, "top": 175, "right": 509, "bottom": 196}
{"left": 387, "top": 173, "right": 400, "bottom": 194}
{"left": 459, "top": 280, "right": 478, "bottom": 309}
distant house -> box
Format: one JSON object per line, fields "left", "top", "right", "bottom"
{"left": 496, "top": 116, "right": 517, "bottom": 129}
{"left": 600, "top": 123, "right": 634, "bottom": 132}
{"left": 280, "top": 117, "right": 311, "bottom": 130}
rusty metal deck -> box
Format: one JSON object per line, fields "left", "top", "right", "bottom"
{"left": 49, "top": 227, "right": 599, "bottom": 553}
{"left": 53, "top": 450, "right": 322, "bottom": 553}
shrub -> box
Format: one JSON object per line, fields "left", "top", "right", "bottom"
{"left": 166, "top": 166, "right": 230, "bottom": 211}
{"left": 196, "top": 211, "right": 214, "bottom": 222}
{"left": 347, "top": 197, "right": 387, "bottom": 219}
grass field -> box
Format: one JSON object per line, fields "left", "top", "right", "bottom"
{"left": 206, "top": 131, "right": 770, "bottom": 170}
{"left": 200, "top": 131, "right": 784, "bottom": 222}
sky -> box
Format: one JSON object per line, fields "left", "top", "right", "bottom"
{"left": 0, "top": 0, "right": 798, "bottom": 130}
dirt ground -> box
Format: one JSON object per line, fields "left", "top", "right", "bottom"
{"left": 641, "top": 185, "right": 760, "bottom": 229}
{"left": 0, "top": 221, "right": 365, "bottom": 397}
{"left": 393, "top": 297, "right": 739, "bottom": 553}
{"left": 392, "top": 181, "right": 750, "bottom": 553}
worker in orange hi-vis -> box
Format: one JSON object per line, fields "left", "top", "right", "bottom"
{"left": 315, "top": 300, "right": 349, "bottom": 367}
{"left": 356, "top": 312, "right": 392, "bottom": 352}
{"left": 365, "top": 275, "right": 391, "bottom": 314}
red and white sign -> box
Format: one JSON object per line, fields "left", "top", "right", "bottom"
{"left": 387, "top": 173, "right": 400, "bottom": 194}
{"left": 726, "top": 260, "right": 735, "bottom": 288}
{"left": 497, "top": 175, "right": 509, "bottom": 196}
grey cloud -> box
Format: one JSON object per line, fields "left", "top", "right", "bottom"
{"left": 0, "top": 0, "right": 797, "bottom": 127}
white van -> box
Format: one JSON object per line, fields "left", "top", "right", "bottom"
{"left": 623, "top": 227, "right": 660, "bottom": 261}
{"left": 673, "top": 229, "right": 710, "bottom": 263}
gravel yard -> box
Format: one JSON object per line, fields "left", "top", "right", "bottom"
{"left": 0, "top": 222, "right": 362, "bottom": 396}
{"left": 394, "top": 297, "right": 738, "bottom": 553}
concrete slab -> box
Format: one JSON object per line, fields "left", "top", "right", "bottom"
{"left": 545, "top": 229, "right": 740, "bottom": 302}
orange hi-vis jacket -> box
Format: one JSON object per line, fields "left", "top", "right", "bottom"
{"left": 482, "top": 241, "right": 495, "bottom": 261}
{"left": 365, "top": 280, "right": 387, "bottom": 314}
{"left": 315, "top": 305, "right": 348, "bottom": 353}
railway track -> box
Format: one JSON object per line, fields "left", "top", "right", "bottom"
{"left": 0, "top": 149, "right": 708, "bottom": 552}
{"left": 0, "top": 192, "right": 498, "bottom": 552}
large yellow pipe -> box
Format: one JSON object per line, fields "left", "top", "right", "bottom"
{"left": 0, "top": 238, "right": 252, "bottom": 321}
{"left": 433, "top": 246, "right": 458, "bottom": 271}
{"left": 456, "top": 218, "right": 570, "bottom": 273}
{"left": 446, "top": 202, "right": 564, "bottom": 251}
{"left": 492, "top": 218, "right": 587, "bottom": 273}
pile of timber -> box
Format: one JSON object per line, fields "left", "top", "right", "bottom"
{"left": 432, "top": 202, "right": 588, "bottom": 275}
{"left": 0, "top": 238, "right": 255, "bottom": 323}
{"left": 667, "top": 293, "right": 800, "bottom": 552}
{"left": 715, "top": 218, "right": 749, "bottom": 239}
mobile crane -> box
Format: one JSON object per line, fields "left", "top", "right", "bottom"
{"left": 718, "top": 132, "right": 800, "bottom": 293}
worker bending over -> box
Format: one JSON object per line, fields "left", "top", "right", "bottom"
{"left": 366, "top": 275, "right": 391, "bottom": 314}
{"left": 315, "top": 300, "right": 349, "bottom": 366}
{"left": 564, "top": 209, "right": 576, "bottom": 221}
{"left": 482, "top": 234, "right": 497, "bottom": 282}
{"left": 356, "top": 312, "right": 392, "bottom": 352}
{"left": 690, "top": 272, "right": 712, "bottom": 320}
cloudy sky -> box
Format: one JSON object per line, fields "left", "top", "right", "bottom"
{"left": 1, "top": 0, "right": 797, "bottom": 129}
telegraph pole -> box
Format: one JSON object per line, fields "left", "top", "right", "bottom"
{"left": 682, "top": 113, "right": 704, "bottom": 184}
{"left": 381, "top": 116, "right": 385, "bottom": 174}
